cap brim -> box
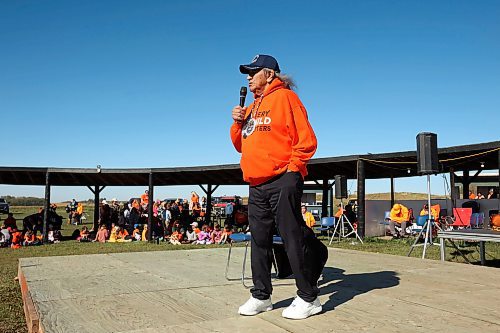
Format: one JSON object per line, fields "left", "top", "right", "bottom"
{"left": 239, "top": 64, "right": 262, "bottom": 74}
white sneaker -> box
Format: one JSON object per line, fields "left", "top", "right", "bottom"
{"left": 238, "top": 296, "right": 273, "bottom": 316}
{"left": 282, "top": 296, "right": 322, "bottom": 319}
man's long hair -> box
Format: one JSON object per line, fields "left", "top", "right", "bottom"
{"left": 264, "top": 69, "right": 296, "bottom": 90}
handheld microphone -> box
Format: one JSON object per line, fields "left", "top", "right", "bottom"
{"left": 239, "top": 86, "right": 247, "bottom": 107}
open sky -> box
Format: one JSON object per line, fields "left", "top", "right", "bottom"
{"left": 1, "top": 0, "right": 499, "bottom": 202}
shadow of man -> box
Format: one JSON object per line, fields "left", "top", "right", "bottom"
{"left": 319, "top": 267, "right": 400, "bottom": 311}
{"left": 274, "top": 266, "right": 400, "bottom": 313}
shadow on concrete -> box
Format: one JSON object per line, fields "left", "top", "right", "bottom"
{"left": 274, "top": 267, "right": 400, "bottom": 313}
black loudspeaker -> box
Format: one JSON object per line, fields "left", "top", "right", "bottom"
{"left": 416, "top": 132, "right": 439, "bottom": 175}
{"left": 335, "top": 175, "right": 347, "bottom": 199}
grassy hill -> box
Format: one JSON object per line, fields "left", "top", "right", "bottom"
{"left": 317, "top": 192, "right": 447, "bottom": 201}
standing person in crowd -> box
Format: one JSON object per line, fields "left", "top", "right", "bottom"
{"left": 200, "top": 196, "right": 207, "bottom": 220}
{"left": 225, "top": 202, "right": 234, "bottom": 226}
{"left": 141, "top": 190, "right": 149, "bottom": 209}
{"left": 75, "top": 202, "right": 84, "bottom": 225}
{"left": 468, "top": 190, "right": 476, "bottom": 200}
{"left": 99, "top": 200, "right": 111, "bottom": 229}
{"left": 230, "top": 54, "right": 328, "bottom": 319}
{"left": 477, "top": 192, "right": 485, "bottom": 199}
{"left": 163, "top": 202, "right": 172, "bottom": 233}
{"left": 110, "top": 199, "right": 120, "bottom": 226}
{"left": 487, "top": 188, "right": 498, "bottom": 199}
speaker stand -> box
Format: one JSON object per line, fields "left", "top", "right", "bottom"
{"left": 407, "top": 174, "right": 443, "bottom": 258}
{"left": 329, "top": 199, "right": 364, "bottom": 245}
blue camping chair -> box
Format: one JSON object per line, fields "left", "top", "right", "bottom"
{"left": 225, "top": 233, "right": 284, "bottom": 288}
{"left": 317, "top": 217, "right": 336, "bottom": 237}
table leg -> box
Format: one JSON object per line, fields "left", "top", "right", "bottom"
{"left": 440, "top": 238, "right": 445, "bottom": 261}
{"left": 479, "top": 241, "right": 486, "bottom": 265}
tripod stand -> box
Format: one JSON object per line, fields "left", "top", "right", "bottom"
{"left": 329, "top": 199, "right": 363, "bottom": 245}
{"left": 408, "top": 174, "right": 443, "bottom": 258}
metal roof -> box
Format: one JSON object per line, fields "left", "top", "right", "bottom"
{"left": 0, "top": 140, "right": 498, "bottom": 186}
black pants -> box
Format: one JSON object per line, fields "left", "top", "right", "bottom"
{"left": 248, "top": 172, "right": 328, "bottom": 302}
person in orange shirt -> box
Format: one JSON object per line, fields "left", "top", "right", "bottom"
{"left": 231, "top": 55, "right": 328, "bottom": 319}
{"left": 389, "top": 203, "right": 410, "bottom": 238}
{"left": 301, "top": 205, "right": 316, "bottom": 229}
{"left": 468, "top": 190, "right": 476, "bottom": 200}
{"left": 79, "top": 226, "right": 90, "bottom": 242}
{"left": 140, "top": 190, "right": 149, "bottom": 209}
{"left": 419, "top": 204, "right": 439, "bottom": 221}
{"left": 23, "top": 230, "right": 36, "bottom": 246}
{"left": 11, "top": 229, "right": 23, "bottom": 249}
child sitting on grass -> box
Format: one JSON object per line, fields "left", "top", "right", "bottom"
{"left": 78, "top": 226, "right": 90, "bottom": 242}
{"left": 23, "top": 230, "right": 37, "bottom": 246}
{"left": 132, "top": 225, "right": 141, "bottom": 241}
{"left": 210, "top": 224, "right": 223, "bottom": 244}
{"left": 218, "top": 225, "right": 233, "bottom": 244}
{"left": 169, "top": 227, "right": 182, "bottom": 245}
{"left": 194, "top": 225, "right": 211, "bottom": 244}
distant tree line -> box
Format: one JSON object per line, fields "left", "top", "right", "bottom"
{"left": 1, "top": 195, "right": 46, "bottom": 206}
{"left": 1, "top": 196, "right": 96, "bottom": 206}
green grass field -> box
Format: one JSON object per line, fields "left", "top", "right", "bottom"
{"left": 1, "top": 206, "right": 499, "bottom": 333}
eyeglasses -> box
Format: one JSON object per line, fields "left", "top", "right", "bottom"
{"left": 247, "top": 68, "right": 263, "bottom": 77}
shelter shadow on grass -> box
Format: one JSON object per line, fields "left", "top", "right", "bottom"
{"left": 273, "top": 267, "right": 400, "bottom": 313}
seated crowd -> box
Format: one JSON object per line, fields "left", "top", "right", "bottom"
{"left": 0, "top": 190, "right": 238, "bottom": 248}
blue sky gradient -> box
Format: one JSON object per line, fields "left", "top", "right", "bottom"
{"left": 1, "top": 0, "right": 499, "bottom": 201}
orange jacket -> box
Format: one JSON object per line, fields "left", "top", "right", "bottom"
{"left": 230, "top": 79, "right": 317, "bottom": 186}
{"left": 390, "top": 204, "right": 409, "bottom": 223}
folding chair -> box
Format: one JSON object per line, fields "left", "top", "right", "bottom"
{"left": 448, "top": 208, "right": 473, "bottom": 229}
{"left": 412, "top": 215, "right": 427, "bottom": 234}
{"left": 317, "top": 217, "right": 336, "bottom": 238}
{"left": 225, "top": 233, "right": 252, "bottom": 287}
{"left": 225, "top": 233, "right": 284, "bottom": 288}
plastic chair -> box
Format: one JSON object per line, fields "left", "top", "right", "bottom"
{"left": 317, "top": 217, "right": 336, "bottom": 237}
{"left": 225, "top": 233, "right": 251, "bottom": 287}
{"left": 225, "top": 233, "right": 283, "bottom": 288}
{"left": 449, "top": 208, "right": 473, "bottom": 228}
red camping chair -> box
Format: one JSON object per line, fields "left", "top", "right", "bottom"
{"left": 447, "top": 208, "right": 472, "bottom": 228}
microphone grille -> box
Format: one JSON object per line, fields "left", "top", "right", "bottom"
{"left": 240, "top": 86, "right": 247, "bottom": 97}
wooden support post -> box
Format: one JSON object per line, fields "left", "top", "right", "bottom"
{"left": 42, "top": 172, "right": 50, "bottom": 242}
{"left": 206, "top": 184, "right": 213, "bottom": 226}
{"left": 390, "top": 176, "right": 395, "bottom": 208}
{"left": 357, "top": 159, "right": 366, "bottom": 239}
{"left": 329, "top": 185, "right": 334, "bottom": 217}
{"left": 93, "top": 186, "right": 100, "bottom": 231}
{"left": 148, "top": 172, "right": 154, "bottom": 241}
{"left": 322, "top": 179, "right": 329, "bottom": 218}
{"left": 462, "top": 169, "right": 470, "bottom": 199}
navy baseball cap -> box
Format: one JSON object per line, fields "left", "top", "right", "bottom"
{"left": 239, "top": 54, "right": 280, "bottom": 74}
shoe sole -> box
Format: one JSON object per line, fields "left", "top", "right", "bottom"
{"left": 282, "top": 305, "right": 322, "bottom": 320}
{"left": 238, "top": 305, "right": 273, "bottom": 316}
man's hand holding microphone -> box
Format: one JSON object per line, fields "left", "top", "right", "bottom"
{"left": 232, "top": 86, "right": 247, "bottom": 124}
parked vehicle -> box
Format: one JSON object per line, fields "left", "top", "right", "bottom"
{"left": 0, "top": 198, "right": 9, "bottom": 214}
{"left": 212, "top": 195, "right": 243, "bottom": 216}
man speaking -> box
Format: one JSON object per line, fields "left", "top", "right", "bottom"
{"left": 230, "top": 54, "right": 328, "bottom": 320}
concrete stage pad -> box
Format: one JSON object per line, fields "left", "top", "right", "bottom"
{"left": 19, "top": 247, "right": 500, "bottom": 333}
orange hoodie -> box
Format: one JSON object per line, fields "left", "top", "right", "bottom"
{"left": 230, "top": 79, "right": 317, "bottom": 186}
